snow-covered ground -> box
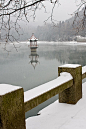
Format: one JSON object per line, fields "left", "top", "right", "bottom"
{"left": 25, "top": 41, "right": 86, "bottom": 46}
{"left": 37, "top": 41, "right": 86, "bottom": 46}
{"left": 26, "top": 82, "right": 86, "bottom": 129}
{"left": 3, "top": 41, "right": 86, "bottom": 46}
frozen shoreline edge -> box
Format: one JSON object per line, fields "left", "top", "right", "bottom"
{"left": 1, "top": 41, "right": 86, "bottom": 46}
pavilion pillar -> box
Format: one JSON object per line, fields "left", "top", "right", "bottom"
{"left": 58, "top": 64, "right": 82, "bottom": 104}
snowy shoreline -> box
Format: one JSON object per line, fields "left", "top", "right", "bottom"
{"left": 1, "top": 41, "right": 86, "bottom": 46}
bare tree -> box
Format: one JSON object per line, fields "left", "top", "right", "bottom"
{"left": 0, "top": 0, "right": 59, "bottom": 44}
{"left": 0, "top": 0, "right": 86, "bottom": 45}
{"left": 73, "top": 0, "right": 86, "bottom": 33}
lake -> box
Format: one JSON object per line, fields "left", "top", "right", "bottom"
{"left": 0, "top": 42, "right": 86, "bottom": 118}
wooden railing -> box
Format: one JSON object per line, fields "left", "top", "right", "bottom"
{"left": 0, "top": 64, "right": 86, "bottom": 129}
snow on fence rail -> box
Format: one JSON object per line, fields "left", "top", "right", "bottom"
{"left": 0, "top": 64, "right": 86, "bottom": 129}
{"left": 24, "top": 72, "right": 73, "bottom": 112}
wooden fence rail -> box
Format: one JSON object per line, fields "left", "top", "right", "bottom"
{"left": 0, "top": 64, "right": 86, "bottom": 129}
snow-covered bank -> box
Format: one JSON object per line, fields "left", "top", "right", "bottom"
{"left": 37, "top": 41, "right": 86, "bottom": 46}
{"left": 26, "top": 82, "right": 86, "bottom": 129}
{"left": 2, "top": 41, "right": 86, "bottom": 46}
{"left": 19, "top": 41, "right": 86, "bottom": 46}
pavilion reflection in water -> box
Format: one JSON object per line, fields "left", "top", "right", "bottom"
{"left": 29, "top": 50, "right": 39, "bottom": 69}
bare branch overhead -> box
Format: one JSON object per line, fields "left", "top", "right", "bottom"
{"left": 0, "top": 0, "right": 86, "bottom": 45}
{"left": 0, "top": 0, "right": 59, "bottom": 44}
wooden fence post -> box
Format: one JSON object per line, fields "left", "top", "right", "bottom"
{"left": 0, "top": 84, "right": 26, "bottom": 129}
{"left": 58, "top": 64, "right": 82, "bottom": 104}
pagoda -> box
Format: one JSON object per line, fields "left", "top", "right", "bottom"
{"left": 29, "top": 33, "right": 38, "bottom": 51}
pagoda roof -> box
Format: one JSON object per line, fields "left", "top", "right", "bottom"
{"left": 29, "top": 33, "right": 38, "bottom": 41}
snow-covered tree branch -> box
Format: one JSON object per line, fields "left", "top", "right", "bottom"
{"left": 0, "top": 0, "right": 86, "bottom": 43}
{"left": 0, "top": 0, "right": 59, "bottom": 43}
{"left": 73, "top": 0, "right": 86, "bottom": 33}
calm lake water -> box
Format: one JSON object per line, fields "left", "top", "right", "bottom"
{"left": 1, "top": 42, "right": 86, "bottom": 118}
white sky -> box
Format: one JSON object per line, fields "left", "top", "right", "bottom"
{"left": 29, "top": 0, "right": 82, "bottom": 26}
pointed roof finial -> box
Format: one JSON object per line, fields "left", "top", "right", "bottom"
{"left": 29, "top": 33, "right": 38, "bottom": 41}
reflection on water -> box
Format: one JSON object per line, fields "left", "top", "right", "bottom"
{"left": 1, "top": 42, "right": 86, "bottom": 118}
{"left": 29, "top": 50, "right": 39, "bottom": 69}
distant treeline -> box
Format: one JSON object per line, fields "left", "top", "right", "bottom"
{"left": 11, "top": 9, "right": 86, "bottom": 42}
{"left": 19, "top": 21, "right": 86, "bottom": 42}
{"left": 35, "top": 21, "right": 76, "bottom": 41}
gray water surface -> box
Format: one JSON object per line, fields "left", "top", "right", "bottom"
{"left": 1, "top": 42, "right": 86, "bottom": 118}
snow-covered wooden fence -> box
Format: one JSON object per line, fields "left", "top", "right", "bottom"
{"left": 0, "top": 64, "right": 86, "bottom": 129}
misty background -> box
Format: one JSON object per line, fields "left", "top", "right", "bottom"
{"left": 7, "top": 0, "right": 85, "bottom": 42}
